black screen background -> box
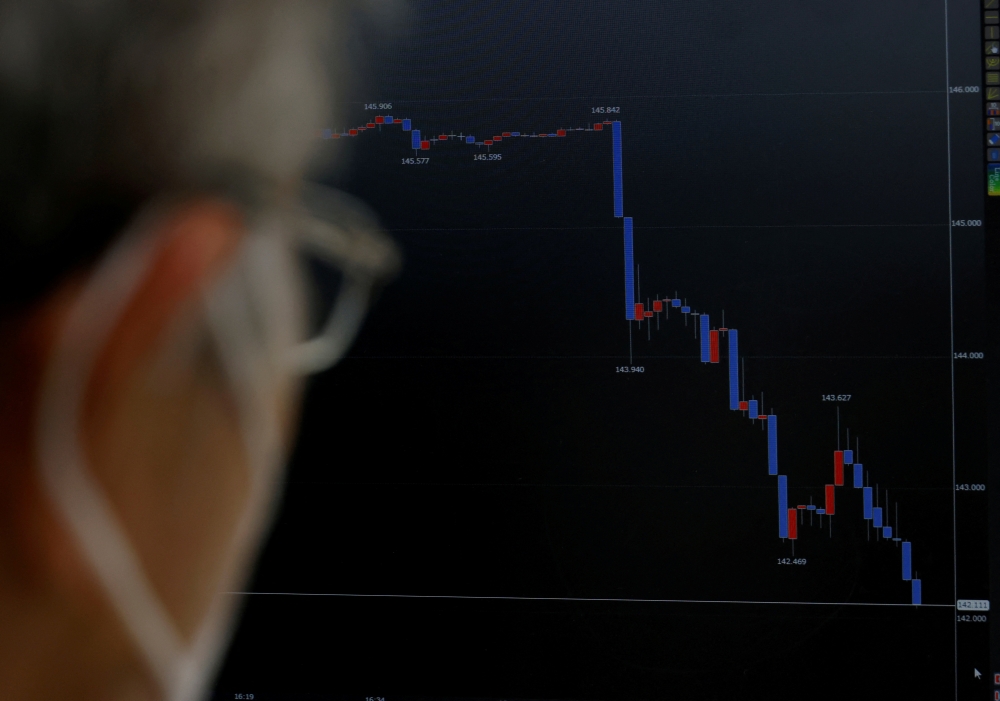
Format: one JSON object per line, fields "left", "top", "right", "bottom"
{"left": 214, "top": 2, "right": 989, "bottom": 699}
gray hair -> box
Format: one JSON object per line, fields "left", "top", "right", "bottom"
{"left": 0, "top": 0, "right": 352, "bottom": 309}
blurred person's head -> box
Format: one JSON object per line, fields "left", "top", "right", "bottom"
{"left": 0, "top": 2, "right": 396, "bottom": 699}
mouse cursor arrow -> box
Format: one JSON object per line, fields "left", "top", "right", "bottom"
{"left": 975, "top": 669, "right": 982, "bottom": 679}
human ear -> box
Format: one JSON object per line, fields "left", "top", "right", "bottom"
{"left": 0, "top": 198, "right": 249, "bottom": 697}
{"left": 77, "top": 198, "right": 256, "bottom": 641}
{"left": 33, "top": 198, "right": 250, "bottom": 630}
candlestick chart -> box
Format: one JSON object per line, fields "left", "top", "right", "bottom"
{"left": 214, "top": 2, "right": 988, "bottom": 698}
{"left": 318, "top": 113, "right": 928, "bottom": 604}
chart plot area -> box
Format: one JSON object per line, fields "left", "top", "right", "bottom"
{"left": 213, "top": 1, "right": 990, "bottom": 699}
{"left": 304, "top": 108, "right": 948, "bottom": 606}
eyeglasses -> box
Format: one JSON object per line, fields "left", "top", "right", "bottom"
{"left": 232, "top": 183, "right": 401, "bottom": 377}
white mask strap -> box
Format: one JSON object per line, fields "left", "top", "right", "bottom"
{"left": 34, "top": 220, "right": 189, "bottom": 695}
{"left": 34, "top": 208, "right": 297, "bottom": 701}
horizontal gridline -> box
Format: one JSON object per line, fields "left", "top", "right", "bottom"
{"left": 348, "top": 89, "right": 946, "bottom": 105}
{"left": 227, "top": 591, "right": 953, "bottom": 608}
{"left": 380, "top": 224, "right": 950, "bottom": 232}
{"left": 292, "top": 482, "right": 954, "bottom": 492}
{"left": 342, "top": 355, "right": 953, "bottom": 360}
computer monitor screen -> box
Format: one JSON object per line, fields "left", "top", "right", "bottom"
{"left": 214, "top": 2, "right": 996, "bottom": 699}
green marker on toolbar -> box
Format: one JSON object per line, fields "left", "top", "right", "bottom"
{"left": 989, "top": 164, "right": 1000, "bottom": 196}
